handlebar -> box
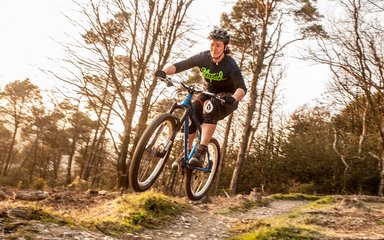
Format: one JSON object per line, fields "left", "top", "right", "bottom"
{"left": 157, "top": 76, "right": 225, "bottom": 103}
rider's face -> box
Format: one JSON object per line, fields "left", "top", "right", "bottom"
{"left": 210, "top": 40, "right": 225, "bottom": 59}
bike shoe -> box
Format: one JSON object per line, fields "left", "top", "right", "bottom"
{"left": 189, "top": 144, "right": 207, "bottom": 168}
{"left": 171, "top": 155, "right": 183, "bottom": 170}
{"left": 171, "top": 150, "right": 190, "bottom": 170}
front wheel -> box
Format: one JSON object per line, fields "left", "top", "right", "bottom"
{"left": 129, "top": 113, "right": 177, "bottom": 192}
{"left": 184, "top": 138, "right": 221, "bottom": 200}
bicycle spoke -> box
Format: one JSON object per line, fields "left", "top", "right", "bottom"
{"left": 129, "top": 114, "right": 176, "bottom": 192}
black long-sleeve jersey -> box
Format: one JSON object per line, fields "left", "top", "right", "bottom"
{"left": 173, "top": 51, "right": 247, "bottom": 95}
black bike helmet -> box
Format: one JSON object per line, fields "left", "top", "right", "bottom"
{"left": 208, "top": 28, "right": 230, "bottom": 45}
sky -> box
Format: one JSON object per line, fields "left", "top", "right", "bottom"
{"left": 0, "top": 0, "right": 330, "bottom": 114}
{"left": 0, "top": 1, "right": 71, "bottom": 89}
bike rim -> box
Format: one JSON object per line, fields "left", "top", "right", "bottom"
{"left": 137, "top": 120, "right": 173, "bottom": 187}
{"left": 189, "top": 143, "right": 219, "bottom": 196}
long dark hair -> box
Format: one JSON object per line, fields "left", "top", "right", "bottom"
{"left": 225, "top": 45, "right": 232, "bottom": 55}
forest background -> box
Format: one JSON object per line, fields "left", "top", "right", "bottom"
{"left": 0, "top": 0, "right": 383, "bottom": 197}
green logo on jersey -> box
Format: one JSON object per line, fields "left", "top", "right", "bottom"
{"left": 201, "top": 67, "right": 226, "bottom": 83}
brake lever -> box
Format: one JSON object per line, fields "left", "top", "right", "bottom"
{"left": 217, "top": 96, "right": 226, "bottom": 105}
{"left": 166, "top": 79, "right": 173, "bottom": 87}
{"left": 158, "top": 77, "right": 174, "bottom": 87}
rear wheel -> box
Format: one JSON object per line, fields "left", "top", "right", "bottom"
{"left": 184, "top": 138, "right": 220, "bottom": 200}
{"left": 129, "top": 113, "right": 177, "bottom": 192}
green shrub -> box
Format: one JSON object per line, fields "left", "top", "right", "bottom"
{"left": 33, "top": 178, "right": 48, "bottom": 190}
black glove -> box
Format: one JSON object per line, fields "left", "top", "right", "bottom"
{"left": 221, "top": 93, "right": 236, "bottom": 104}
{"left": 155, "top": 70, "right": 166, "bottom": 78}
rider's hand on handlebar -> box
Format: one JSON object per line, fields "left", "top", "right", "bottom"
{"left": 155, "top": 70, "right": 167, "bottom": 79}
{"left": 220, "top": 93, "right": 236, "bottom": 104}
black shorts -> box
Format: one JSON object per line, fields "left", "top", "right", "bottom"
{"left": 188, "top": 94, "right": 238, "bottom": 134}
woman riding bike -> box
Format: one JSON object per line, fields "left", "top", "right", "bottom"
{"left": 155, "top": 27, "right": 247, "bottom": 169}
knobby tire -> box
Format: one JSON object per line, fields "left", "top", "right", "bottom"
{"left": 129, "top": 113, "right": 177, "bottom": 192}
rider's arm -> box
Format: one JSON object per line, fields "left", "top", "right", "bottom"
{"left": 164, "top": 52, "right": 206, "bottom": 75}
{"left": 162, "top": 65, "right": 177, "bottom": 75}
{"left": 232, "top": 88, "right": 246, "bottom": 102}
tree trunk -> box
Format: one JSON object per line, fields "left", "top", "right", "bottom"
{"left": 28, "top": 131, "right": 40, "bottom": 182}
{"left": 66, "top": 128, "right": 78, "bottom": 184}
{"left": 214, "top": 114, "right": 233, "bottom": 194}
{"left": 1, "top": 126, "right": 18, "bottom": 178}
{"left": 379, "top": 155, "right": 384, "bottom": 196}
{"left": 230, "top": 81, "right": 257, "bottom": 193}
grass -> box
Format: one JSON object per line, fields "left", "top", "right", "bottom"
{"left": 266, "top": 193, "right": 322, "bottom": 201}
{"left": 225, "top": 199, "right": 266, "bottom": 213}
{"left": 1, "top": 189, "right": 188, "bottom": 238}
{"left": 227, "top": 195, "right": 337, "bottom": 240}
{"left": 69, "top": 190, "right": 188, "bottom": 236}
{"left": 229, "top": 226, "right": 322, "bottom": 240}
{"left": 1, "top": 201, "right": 66, "bottom": 224}
{"left": 217, "top": 193, "right": 324, "bottom": 219}
{"left": 376, "top": 219, "right": 384, "bottom": 225}
{"left": 0, "top": 201, "right": 69, "bottom": 239}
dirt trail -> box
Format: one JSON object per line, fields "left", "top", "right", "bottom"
{"left": 2, "top": 189, "right": 384, "bottom": 240}
{"left": 134, "top": 195, "right": 384, "bottom": 240}
{"left": 135, "top": 197, "right": 308, "bottom": 240}
{"left": 0, "top": 190, "right": 307, "bottom": 240}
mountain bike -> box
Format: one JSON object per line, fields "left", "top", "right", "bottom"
{"left": 129, "top": 76, "right": 221, "bottom": 200}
